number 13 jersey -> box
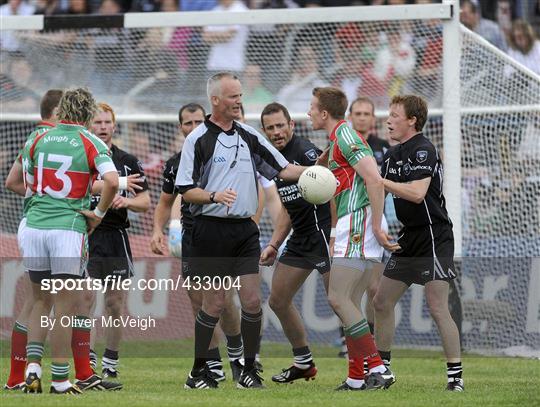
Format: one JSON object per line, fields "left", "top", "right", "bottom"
{"left": 23, "top": 121, "right": 116, "bottom": 234}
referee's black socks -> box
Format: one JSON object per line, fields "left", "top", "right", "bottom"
{"left": 241, "top": 309, "right": 263, "bottom": 371}
{"left": 192, "top": 310, "right": 219, "bottom": 372}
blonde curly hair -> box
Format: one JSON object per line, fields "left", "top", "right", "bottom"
{"left": 57, "top": 87, "right": 98, "bottom": 128}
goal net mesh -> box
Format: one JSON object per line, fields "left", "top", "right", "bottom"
{"left": 1, "top": 12, "right": 538, "bottom": 356}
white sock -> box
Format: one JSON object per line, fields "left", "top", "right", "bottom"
{"left": 26, "top": 362, "right": 42, "bottom": 379}
{"left": 51, "top": 380, "right": 72, "bottom": 392}
{"left": 369, "top": 364, "right": 386, "bottom": 374}
{"left": 346, "top": 377, "right": 365, "bottom": 388}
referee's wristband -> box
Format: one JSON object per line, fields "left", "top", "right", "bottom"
{"left": 330, "top": 228, "right": 336, "bottom": 238}
{"left": 93, "top": 207, "right": 107, "bottom": 219}
{"left": 268, "top": 243, "right": 279, "bottom": 252}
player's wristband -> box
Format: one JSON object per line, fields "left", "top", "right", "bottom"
{"left": 93, "top": 207, "right": 107, "bottom": 219}
{"left": 118, "top": 176, "right": 128, "bottom": 191}
{"left": 268, "top": 243, "right": 279, "bottom": 252}
{"left": 330, "top": 228, "right": 336, "bottom": 238}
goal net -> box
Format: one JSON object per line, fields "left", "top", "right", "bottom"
{"left": 1, "top": 2, "right": 539, "bottom": 357}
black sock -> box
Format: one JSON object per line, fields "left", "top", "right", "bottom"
{"left": 339, "top": 326, "right": 345, "bottom": 338}
{"left": 207, "top": 347, "right": 221, "bottom": 360}
{"left": 447, "top": 362, "right": 462, "bottom": 381}
{"left": 241, "top": 309, "right": 262, "bottom": 371}
{"left": 379, "top": 350, "right": 391, "bottom": 367}
{"left": 292, "top": 346, "right": 313, "bottom": 369}
{"left": 102, "top": 348, "right": 119, "bottom": 370}
{"left": 368, "top": 322, "right": 375, "bottom": 335}
{"left": 192, "top": 311, "right": 219, "bottom": 372}
{"left": 255, "top": 335, "right": 262, "bottom": 356}
{"left": 226, "top": 334, "right": 243, "bottom": 361}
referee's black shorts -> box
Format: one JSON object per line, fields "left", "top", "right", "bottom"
{"left": 190, "top": 216, "right": 260, "bottom": 278}
{"left": 87, "top": 228, "right": 134, "bottom": 281}
{"left": 280, "top": 225, "right": 331, "bottom": 274}
{"left": 383, "top": 223, "right": 456, "bottom": 286}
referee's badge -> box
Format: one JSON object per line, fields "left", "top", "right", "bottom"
{"left": 416, "top": 150, "right": 428, "bottom": 163}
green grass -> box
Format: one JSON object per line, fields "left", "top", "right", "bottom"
{"left": 1, "top": 341, "right": 538, "bottom": 407}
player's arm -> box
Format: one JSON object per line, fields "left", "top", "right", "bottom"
{"left": 92, "top": 173, "right": 144, "bottom": 195}
{"left": 263, "top": 183, "right": 282, "bottom": 227}
{"left": 278, "top": 164, "right": 307, "bottom": 182}
{"left": 5, "top": 159, "right": 25, "bottom": 196}
{"left": 111, "top": 190, "right": 150, "bottom": 212}
{"left": 260, "top": 206, "right": 292, "bottom": 266}
{"left": 151, "top": 191, "right": 176, "bottom": 255}
{"left": 382, "top": 177, "right": 431, "bottom": 204}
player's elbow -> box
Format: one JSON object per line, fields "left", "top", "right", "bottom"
{"left": 411, "top": 190, "right": 427, "bottom": 204}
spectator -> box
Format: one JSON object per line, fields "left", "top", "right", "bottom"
{"left": 0, "top": 53, "right": 40, "bottom": 112}
{"left": 130, "top": 0, "right": 161, "bottom": 12}
{"left": 242, "top": 64, "right": 273, "bottom": 114}
{"left": 0, "top": 0, "right": 35, "bottom": 52}
{"left": 506, "top": 19, "right": 540, "bottom": 75}
{"left": 460, "top": 0, "right": 508, "bottom": 51}
{"left": 180, "top": 0, "right": 218, "bottom": 11}
{"left": 373, "top": 23, "right": 416, "bottom": 97}
{"left": 203, "top": 0, "right": 249, "bottom": 74}
{"left": 34, "top": 0, "right": 67, "bottom": 15}
{"left": 277, "top": 45, "right": 328, "bottom": 114}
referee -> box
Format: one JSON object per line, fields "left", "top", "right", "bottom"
{"left": 373, "top": 95, "right": 463, "bottom": 392}
{"left": 88, "top": 103, "right": 150, "bottom": 379}
{"left": 176, "top": 72, "right": 306, "bottom": 390}
{"left": 258, "top": 102, "right": 331, "bottom": 383}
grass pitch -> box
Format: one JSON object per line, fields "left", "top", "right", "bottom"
{"left": 1, "top": 341, "right": 538, "bottom": 406}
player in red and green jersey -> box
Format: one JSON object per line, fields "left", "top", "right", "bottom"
{"left": 308, "top": 87, "right": 399, "bottom": 391}
{"left": 20, "top": 88, "right": 119, "bottom": 395}
{"left": 4, "top": 89, "right": 63, "bottom": 391}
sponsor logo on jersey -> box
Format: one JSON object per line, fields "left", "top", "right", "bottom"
{"left": 416, "top": 150, "right": 428, "bottom": 163}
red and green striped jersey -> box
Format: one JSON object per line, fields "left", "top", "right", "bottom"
{"left": 328, "top": 120, "right": 374, "bottom": 218}
{"left": 23, "top": 121, "right": 116, "bottom": 234}
{"left": 18, "top": 121, "right": 55, "bottom": 217}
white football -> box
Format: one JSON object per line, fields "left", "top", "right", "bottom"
{"left": 298, "top": 165, "right": 337, "bottom": 205}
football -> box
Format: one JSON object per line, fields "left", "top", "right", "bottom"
{"left": 298, "top": 165, "right": 337, "bottom": 205}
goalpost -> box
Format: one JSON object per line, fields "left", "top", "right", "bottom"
{"left": 1, "top": 1, "right": 539, "bottom": 356}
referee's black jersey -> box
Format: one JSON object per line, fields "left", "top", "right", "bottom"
{"left": 162, "top": 151, "right": 193, "bottom": 230}
{"left": 382, "top": 133, "right": 451, "bottom": 228}
{"left": 274, "top": 135, "right": 331, "bottom": 233}
{"left": 176, "top": 116, "right": 289, "bottom": 218}
{"left": 91, "top": 144, "right": 149, "bottom": 230}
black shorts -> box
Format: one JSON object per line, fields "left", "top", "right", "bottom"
{"left": 28, "top": 271, "right": 85, "bottom": 284}
{"left": 87, "top": 228, "right": 134, "bottom": 281}
{"left": 190, "top": 216, "right": 260, "bottom": 278}
{"left": 383, "top": 223, "right": 456, "bottom": 286}
{"left": 181, "top": 226, "right": 193, "bottom": 279}
{"left": 280, "top": 226, "right": 331, "bottom": 274}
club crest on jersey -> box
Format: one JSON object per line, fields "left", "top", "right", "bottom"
{"left": 403, "top": 163, "right": 411, "bottom": 176}
{"left": 416, "top": 150, "right": 428, "bottom": 163}
{"left": 351, "top": 234, "right": 362, "bottom": 244}
{"left": 305, "top": 149, "right": 318, "bottom": 161}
